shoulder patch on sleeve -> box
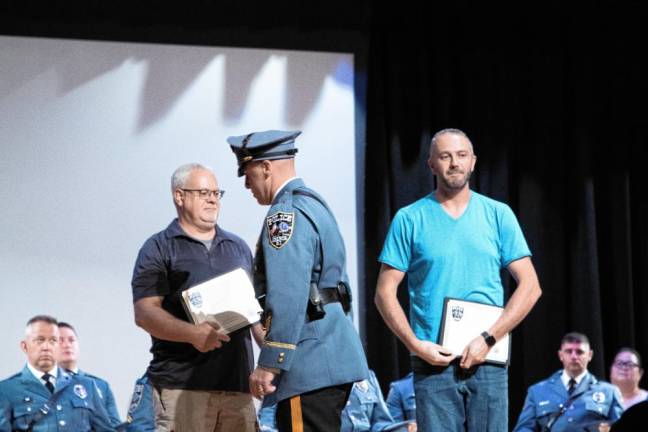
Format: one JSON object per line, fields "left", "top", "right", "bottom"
{"left": 128, "top": 383, "right": 145, "bottom": 414}
{"left": 266, "top": 211, "right": 295, "bottom": 249}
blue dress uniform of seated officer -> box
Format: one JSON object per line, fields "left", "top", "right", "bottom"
{"left": 229, "top": 130, "right": 368, "bottom": 430}
{"left": 72, "top": 370, "right": 121, "bottom": 428}
{"left": 0, "top": 366, "right": 115, "bottom": 432}
{"left": 385, "top": 372, "right": 416, "bottom": 424}
{"left": 340, "top": 370, "right": 412, "bottom": 432}
{"left": 514, "top": 370, "right": 623, "bottom": 432}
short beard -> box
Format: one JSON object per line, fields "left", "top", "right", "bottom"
{"left": 441, "top": 170, "right": 472, "bottom": 190}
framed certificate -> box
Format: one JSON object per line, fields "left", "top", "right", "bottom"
{"left": 438, "top": 297, "right": 511, "bottom": 365}
{"left": 180, "top": 267, "right": 262, "bottom": 335}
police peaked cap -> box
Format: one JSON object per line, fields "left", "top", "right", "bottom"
{"left": 228, "top": 130, "right": 301, "bottom": 177}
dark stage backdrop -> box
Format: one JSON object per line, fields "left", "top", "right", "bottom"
{"left": 364, "top": 7, "right": 648, "bottom": 422}
{"left": 3, "top": 2, "right": 648, "bottom": 426}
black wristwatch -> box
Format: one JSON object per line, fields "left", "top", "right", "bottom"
{"left": 481, "top": 331, "right": 496, "bottom": 347}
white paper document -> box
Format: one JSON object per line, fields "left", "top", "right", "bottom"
{"left": 438, "top": 297, "right": 511, "bottom": 365}
{"left": 181, "top": 267, "right": 262, "bottom": 335}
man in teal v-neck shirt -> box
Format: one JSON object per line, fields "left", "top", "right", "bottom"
{"left": 375, "top": 128, "right": 542, "bottom": 432}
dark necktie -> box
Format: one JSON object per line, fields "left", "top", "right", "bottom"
{"left": 567, "top": 378, "right": 576, "bottom": 395}
{"left": 42, "top": 373, "right": 55, "bottom": 393}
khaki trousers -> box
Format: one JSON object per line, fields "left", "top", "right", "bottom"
{"left": 153, "top": 388, "right": 258, "bottom": 432}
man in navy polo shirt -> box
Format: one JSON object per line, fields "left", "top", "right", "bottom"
{"left": 131, "top": 163, "right": 260, "bottom": 431}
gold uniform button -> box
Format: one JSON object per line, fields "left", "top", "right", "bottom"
{"left": 278, "top": 352, "right": 285, "bottom": 363}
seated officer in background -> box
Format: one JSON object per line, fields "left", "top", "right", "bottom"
{"left": 229, "top": 130, "right": 368, "bottom": 431}
{"left": 514, "top": 332, "right": 624, "bottom": 432}
{"left": 0, "top": 315, "right": 115, "bottom": 432}
{"left": 386, "top": 372, "right": 416, "bottom": 431}
{"left": 259, "top": 370, "right": 411, "bottom": 432}
{"left": 57, "top": 322, "right": 121, "bottom": 427}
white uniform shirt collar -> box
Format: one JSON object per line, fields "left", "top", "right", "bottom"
{"left": 561, "top": 369, "right": 588, "bottom": 389}
{"left": 272, "top": 176, "right": 300, "bottom": 202}
{"left": 27, "top": 363, "right": 59, "bottom": 387}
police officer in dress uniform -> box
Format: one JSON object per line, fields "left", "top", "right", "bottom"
{"left": 57, "top": 322, "right": 121, "bottom": 428}
{"left": 514, "top": 332, "right": 623, "bottom": 432}
{"left": 385, "top": 372, "right": 416, "bottom": 430}
{"left": 0, "top": 315, "right": 115, "bottom": 432}
{"left": 229, "top": 130, "right": 368, "bottom": 432}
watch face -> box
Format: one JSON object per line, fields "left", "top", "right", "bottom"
{"left": 482, "top": 331, "right": 496, "bottom": 347}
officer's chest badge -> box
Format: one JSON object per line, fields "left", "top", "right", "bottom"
{"left": 266, "top": 212, "right": 295, "bottom": 249}
{"left": 592, "top": 391, "right": 606, "bottom": 403}
{"left": 74, "top": 384, "right": 88, "bottom": 399}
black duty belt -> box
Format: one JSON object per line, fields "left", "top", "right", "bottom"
{"left": 318, "top": 287, "right": 342, "bottom": 305}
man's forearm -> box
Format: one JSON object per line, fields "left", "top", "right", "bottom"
{"left": 488, "top": 259, "right": 541, "bottom": 341}
{"left": 375, "top": 293, "right": 419, "bottom": 352}
{"left": 134, "top": 302, "right": 197, "bottom": 343}
{"left": 374, "top": 270, "right": 419, "bottom": 352}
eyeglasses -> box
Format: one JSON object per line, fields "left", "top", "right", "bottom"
{"left": 180, "top": 189, "right": 225, "bottom": 200}
{"left": 613, "top": 361, "right": 640, "bottom": 369}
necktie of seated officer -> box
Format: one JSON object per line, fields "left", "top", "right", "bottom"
{"left": 42, "top": 373, "right": 55, "bottom": 393}
{"left": 567, "top": 378, "right": 576, "bottom": 395}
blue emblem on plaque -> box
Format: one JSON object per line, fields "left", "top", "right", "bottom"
{"left": 189, "top": 292, "right": 203, "bottom": 308}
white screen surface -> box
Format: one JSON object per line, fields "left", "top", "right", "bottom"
{"left": 0, "top": 35, "right": 358, "bottom": 417}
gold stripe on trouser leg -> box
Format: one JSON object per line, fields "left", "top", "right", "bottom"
{"left": 290, "top": 395, "right": 304, "bottom": 432}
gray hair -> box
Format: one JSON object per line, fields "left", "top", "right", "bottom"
{"left": 171, "top": 163, "right": 213, "bottom": 192}
{"left": 429, "top": 128, "right": 474, "bottom": 157}
{"left": 25, "top": 314, "right": 58, "bottom": 337}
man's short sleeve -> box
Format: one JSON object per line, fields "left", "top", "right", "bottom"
{"left": 378, "top": 210, "right": 412, "bottom": 272}
{"left": 131, "top": 236, "right": 170, "bottom": 302}
{"left": 498, "top": 205, "right": 531, "bottom": 267}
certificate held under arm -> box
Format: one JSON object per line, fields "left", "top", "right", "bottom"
{"left": 181, "top": 267, "right": 262, "bottom": 335}
{"left": 438, "top": 297, "right": 511, "bottom": 365}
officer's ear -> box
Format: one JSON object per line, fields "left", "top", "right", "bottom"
{"left": 20, "top": 340, "right": 28, "bottom": 354}
{"left": 261, "top": 160, "right": 272, "bottom": 178}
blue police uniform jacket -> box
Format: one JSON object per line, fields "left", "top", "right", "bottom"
{"left": 386, "top": 372, "right": 416, "bottom": 423}
{"left": 124, "top": 374, "right": 155, "bottom": 432}
{"left": 341, "top": 370, "right": 413, "bottom": 432}
{"left": 514, "top": 370, "right": 624, "bottom": 432}
{"left": 0, "top": 365, "right": 115, "bottom": 432}
{"left": 74, "top": 370, "right": 121, "bottom": 428}
{"left": 254, "top": 178, "right": 368, "bottom": 402}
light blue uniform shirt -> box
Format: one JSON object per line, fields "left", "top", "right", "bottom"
{"left": 379, "top": 191, "right": 531, "bottom": 343}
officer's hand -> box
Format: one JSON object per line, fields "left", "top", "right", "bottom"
{"left": 413, "top": 340, "right": 456, "bottom": 366}
{"left": 460, "top": 335, "right": 489, "bottom": 369}
{"left": 191, "top": 322, "right": 230, "bottom": 352}
{"left": 249, "top": 367, "right": 277, "bottom": 399}
{"left": 407, "top": 421, "right": 417, "bottom": 432}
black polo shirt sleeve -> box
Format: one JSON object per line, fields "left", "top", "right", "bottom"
{"left": 131, "top": 234, "right": 170, "bottom": 302}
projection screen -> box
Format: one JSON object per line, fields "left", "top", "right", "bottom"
{"left": 0, "top": 35, "right": 360, "bottom": 417}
